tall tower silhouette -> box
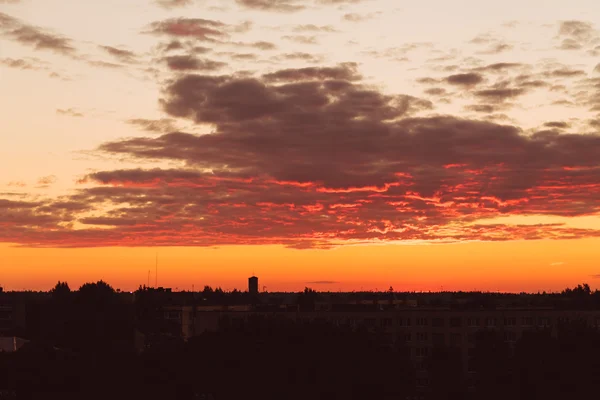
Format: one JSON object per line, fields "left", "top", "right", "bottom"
{"left": 248, "top": 276, "right": 258, "bottom": 296}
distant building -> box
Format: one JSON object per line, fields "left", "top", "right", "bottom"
{"left": 248, "top": 276, "right": 259, "bottom": 296}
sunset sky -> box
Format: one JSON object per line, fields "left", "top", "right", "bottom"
{"left": 1, "top": 0, "right": 600, "bottom": 292}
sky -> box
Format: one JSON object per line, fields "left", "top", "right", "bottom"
{"left": 1, "top": 0, "right": 600, "bottom": 292}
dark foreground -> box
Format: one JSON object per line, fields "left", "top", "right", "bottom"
{"left": 1, "top": 282, "right": 600, "bottom": 399}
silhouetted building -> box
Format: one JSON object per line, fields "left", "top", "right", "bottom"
{"left": 248, "top": 276, "right": 258, "bottom": 296}
{"left": 0, "top": 304, "right": 13, "bottom": 333}
{"left": 180, "top": 305, "right": 600, "bottom": 394}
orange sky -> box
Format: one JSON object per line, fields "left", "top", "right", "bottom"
{"left": 2, "top": 239, "right": 599, "bottom": 293}
{"left": 2, "top": 1, "right": 600, "bottom": 292}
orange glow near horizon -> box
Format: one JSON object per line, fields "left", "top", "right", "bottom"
{"left": 2, "top": 239, "right": 599, "bottom": 293}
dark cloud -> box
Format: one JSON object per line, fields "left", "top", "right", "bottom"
{"left": 163, "top": 55, "right": 227, "bottom": 71}
{"left": 159, "top": 40, "right": 186, "bottom": 52}
{"left": 306, "top": 281, "right": 340, "bottom": 285}
{"left": 99, "top": 46, "right": 138, "bottom": 63}
{"left": 474, "top": 88, "right": 527, "bottom": 102}
{"left": 545, "top": 67, "right": 586, "bottom": 78}
{"left": 0, "top": 12, "right": 76, "bottom": 55}
{"left": 424, "top": 88, "right": 446, "bottom": 96}
{"left": 416, "top": 77, "right": 438, "bottom": 85}
{"left": 147, "top": 18, "right": 228, "bottom": 42}
{"left": 126, "top": 118, "right": 179, "bottom": 133}
{"left": 56, "top": 108, "right": 84, "bottom": 117}
{"left": 465, "top": 104, "right": 496, "bottom": 113}
{"left": 3, "top": 62, "right": 600, "bottom": 248}
{"left": 446, "top": 73, "right": 483, "bottom": 86}
{"left": 543, "top": 121, "right": 570, "bottom": 129}
{"left": 263, "top": 63, "right": 360, "bottom": 82}
{"left": 229, "top": 53, "right": 258, "bottom": 61}
{"left": 475, "top": 63, "right": 523, "bottom": 72}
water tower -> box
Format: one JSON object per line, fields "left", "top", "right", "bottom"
{"left": 248, "top": 276, "right": 259, "bottom": 296}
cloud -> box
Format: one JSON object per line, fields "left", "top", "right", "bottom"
{"left": 36, "top": 175, "right": 57, "bottom": 188}
{"left": 163, "top": 55, "right": 227, "bottom": 71}
{"left": 470, "top": 33, "right": 513, "bottom": 54}
{"left": 126, "top": 118, "right": 179, "bottom": 133}
{"left": 3, "top": 62, "right": 600, "bottom": 249}
{"left": 0, "top": 12, "right": 76, "bottom": 55}
{"left": 544, "top": 67, "right": 586, "bottom": 78}
{"left": 7, "top": 181, "right": 26, "bottom": 188}
{"left": 235, "top": 0, "right": 305, "bottom": 12}
{"left": 56, "top": 108, "right": 84, "bottom": 117}
{"left": 282, "top": 35, "right": 318, "bottom": 44}
{"left": 0, "top": 57, "right": 45, "bottom": 70}
{"left": 446, "top": 73, "right": 484, "bottom": 86}
{"left": 465, "top": 104, "right": 496, "bottom": 113}
{"left": 249, "top": 41, "right": 277, "bottom": 50}
{"left": 235, "top": 0, "right": 366, "bottom": 12}
{"left": 544, "top": 121, "right": 570, "bottom": 129}
{"left": 87, "top": 60, "right": 123, "bottom": 69}
{"left": 549, "top": 262, "right": 565, "bottom": 266}
{"left": 99, "top": 46, "right": 138, "bottom": 63}
{"left": 147, "top": 18, "right": 229, "bottom": 42}
{"left": 273, "top": 52, "right": 324, "bottom": 63}
{"left": 424, "top": 88, "right": 446, "bottom": 96}
{"left": 474, "top": 88, "right": 527, "bottom": 102}
{"left": 475, "top": 63, "right": 523, "bottom": 73}
{"left": 306, "top": 281, "right": 340, "bottom": 284}
{"left": 478, "top": 43, "right": 513, "bottom": 54}
{"left": 557, "top": 20, "right": 598, "bottom": 51}
{"left": 229, "top": 53, "right": 258, "bottom": 61}
{"left": 292, "top": 24, "right": 337, "bottom": 33}
{"left": 342, "top": 13, "right": 379, "bottom": 23}
{"left": 155, "top": 0, "right": 193, "bottom": 8}
{"left": 263, "top": 63, "right": 360, "bottom": 82}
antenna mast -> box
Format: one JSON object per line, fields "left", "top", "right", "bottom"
{"left": 155, "top": 253, "right": 158, "bottom": 288}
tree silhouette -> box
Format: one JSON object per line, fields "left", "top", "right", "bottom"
{"left": 77, "top": 280, "right": 116, "bottom": 308}
{"left": 50, "top": 281, "right": 71, "bottom": 302}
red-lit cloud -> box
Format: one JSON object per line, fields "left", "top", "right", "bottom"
{"left": 1, "top": 61, "right": 599, "bottom": 248}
